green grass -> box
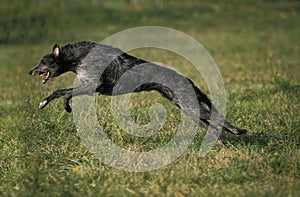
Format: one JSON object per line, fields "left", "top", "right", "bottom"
{"left": 0, "top": 0, "right": 299, "bottom": 196}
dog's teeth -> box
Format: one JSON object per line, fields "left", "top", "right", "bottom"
{"left": 42, "top": 72, "right": 51, "bottom": 84}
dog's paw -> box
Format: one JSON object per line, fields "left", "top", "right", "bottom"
{"left": 64, "top": 104, "right": 72, "bottom": 113}
{"left": 236, "top": 128, "right": 248, "bottom": 135}
{"left": 39, "top": 100, "right": 48, "bottom": 109}
{"left": 239, "top": 128, "right": 248, "bottom": 134}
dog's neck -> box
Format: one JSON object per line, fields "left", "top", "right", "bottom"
{"left": 59, "top": 41, "right": 97, "bottom": 73}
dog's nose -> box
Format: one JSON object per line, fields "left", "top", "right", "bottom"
{"left": 29, "top": 70, "right": 33, "bottom": 75}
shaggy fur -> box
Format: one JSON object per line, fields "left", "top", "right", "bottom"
{"left": 29, "top": 41, "right": 247, "bottom": 137}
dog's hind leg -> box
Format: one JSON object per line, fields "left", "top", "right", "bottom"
{"left": 136, "top": 82, "right": 245, "bottom": 139}
{"left": 188, "top": 78, "right": 247, "bottom": 135}
{"left": 209, "top": 111, "right": 247, "bottom": 135}
{"left": 221, "top": 119, "right": 247, "bottom": 135}
{"left": 199, "top": 119, "right": 226, "bottom": 145}
{"left": 136, "top": 83, "right": 212, "bottom": 126}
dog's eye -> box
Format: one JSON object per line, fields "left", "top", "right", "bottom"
{"left": 41, "top": 60, "right": 45, "bottom": 64}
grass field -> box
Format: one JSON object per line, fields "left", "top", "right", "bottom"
{"left": 0, "top": 0, "right": 299, "bottom": 196}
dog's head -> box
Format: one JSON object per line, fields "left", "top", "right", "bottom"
{"left": 29, "top": 44, "right": 63, "bottom": 84}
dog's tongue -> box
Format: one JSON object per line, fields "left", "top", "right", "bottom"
{"left": 42, "top": 72, "right": 51, "bottom": 84}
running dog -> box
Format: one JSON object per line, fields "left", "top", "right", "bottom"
{"left": 29, "top": 41, "right": 247, "bottom": 138}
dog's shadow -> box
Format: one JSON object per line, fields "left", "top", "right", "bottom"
{"left": 222, "top": 131, "right": 271, "bottom": 147}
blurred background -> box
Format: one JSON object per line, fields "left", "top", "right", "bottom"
{"left": 1, "top": 0, "right": 298, "bottom": 45}
{"left": 1, "top": 0, "right": 298, "bottom": 83}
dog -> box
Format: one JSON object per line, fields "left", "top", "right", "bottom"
{"left": 29, "top": 41, "right": 247, "bottom": 138}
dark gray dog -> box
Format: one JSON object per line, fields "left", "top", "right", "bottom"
{"left": 29, "top": 41, "right": 247, "bottom": 137}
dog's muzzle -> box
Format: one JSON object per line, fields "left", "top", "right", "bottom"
{"left": 29, "top": 65, "right": 39, "bottom": 75}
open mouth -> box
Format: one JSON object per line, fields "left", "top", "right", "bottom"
{"left": 39, "top": 71, "right": 51, "bottom": 84}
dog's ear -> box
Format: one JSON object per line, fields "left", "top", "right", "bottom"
{"left": 52, "top": 44, "right": 60, "bottom": 58}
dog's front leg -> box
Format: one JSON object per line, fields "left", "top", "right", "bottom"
{"left": 39, "top": 88, "right": 73, "bottom": 109}
{"left": 63, "top": 85, "right": 96, "bottom": 113}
